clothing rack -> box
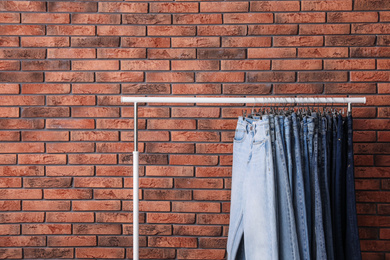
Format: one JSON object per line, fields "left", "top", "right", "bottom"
{"left": 120, "top": 96, "right": 366, "bottom": 260}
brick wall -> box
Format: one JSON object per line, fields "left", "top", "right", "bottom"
{"left": 0, "top": 0, "right": 389, "bottom": 259}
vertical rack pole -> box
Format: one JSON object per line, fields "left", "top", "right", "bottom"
{"left": 348, "top": 102, "right": 352, "bottom": 114}
{"left": 133, "top": 102, "right": 139, "bottom": 260}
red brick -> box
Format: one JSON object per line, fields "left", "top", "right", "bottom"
{"left": 359, "top": 228, "right": 378, "bottom": 239}
{"left": 378, "top": 132, "right": 390, "bottom": 142}
{"left": 73, "top": 84, "right": 119, "bottom": 94}
{"left": 221, "top": 60, "right": 269, "bottom": 71}
{"left": 355, "top": 0, "right": 390, "bottom": 10}
{"left": 94, "top": 189, "right": 137, "bottom": 200}
{"left": 379, "top": 108, "right": 390, "bottom": 118}
{"left": 147, "top": 213, "right": 195, "bottom": 224}
{"left": 248, "top": 48, "right": 296, "bottom": 58}
{"left": 122, "top": 37, "right": 170, "bottom": 48}
{"left": 96, "top": 213, "right": 138, "bottom": 223}
{"left": 46, "top": 143, "right": 94, "bottom": 154}
{"left": 121, "top": 60, "right": 169, "bottom": 71}
{"left": 198, "top": 49, "right": 245, "bottom": 60}
{"left": 198, "top": 25, "right": 247, "bottom": 36}
{"left": 0, "top": 224, "right": 19, "bottom": 234}
{"left": 146, "top": 72, "right": 194, "bottom": 83}
{"left": 352, "top": 23, "right": 390, "bottom": 34}
{"left": 0, "top": 166, "right": 44, "bottom": 177}
{"left": 0, "top": 119, "right": 44, "bottom": 129}
{"left": 44, "top": 189, "right": 92, "bottom": 200}
{"left": 18, "top": 154, "right": 66, "bottom": 165}
{"left": 172, "top": 202, "right": 220, "bottom": 213}
{"left": 0, "top": 177, "right": 19, "bottom": 187}
{"left": 72, "top": 60, "right": 119, "bottom": 71}
{"left": 381, "top": 12, "right": 390, "bottom": 22}
{"left": 22, "top": 224, "right": 71, "bottom": 235}
{"left": 328, "top": 12, "right": 378, "bottom": 22}
{"left": 0, "top": 36, "right": 19, "bottom": 47}
{"left": 376, "top": 156, "right": 390, "bottom": 166}
{"left": 47, "top": 95, "right": 96, "bottom": 106}
{"left": 222, "top": 37, "right": 271, "bottom": 47}
{"left": 47, "top": 48, "right": 95, "bottom": 59}
{"left": 47, "top": 25, "right": 95, "bottom": 36}
{"left": 0, "top": 107, "right": 18, "bottom": 117}
{"left": 202, "top": 2, "right": 248, "bottom": 12}
{"left": 148, "top": 49, "right": 196, "bottom": 59}
{"left": 48, "top": 1, "right": 96, "bottom": 12}
{"left": 224, "top": 13, "right": 272, "bottom": 24}
{"left": 97, "top": 48, "right": 146, "bottom": 59}
{"left": 146, "top": 166, "right": 193, "bottom": 177}
{"left": 22, "top": 60, "right": 70, "bottom": 71}
{"left": 0, "top": 72, "right": 43, "bottom": 82}
{"left": 72, "top": 107, "right": 119, "bottom": 118}
{"left": 193, "top": 190, "right": 230, "bottom": 201}
{"left": 172, "top": 37, "right": 220, "bottom": 48}
{"left": 273, "top": 60, "right": 322, "bottom": 70}
{"left": 145, "top": 143, "right": 194, "bottom": 154}
{"left": 0, "top": 13, "right": 19, "bottom": 23}
{"left": 95, "top": 166, "right": 134, "bottom": 176}
{"left": 355, "top": 179, "right": 380, "bottom": 189}
{"left": 48, "top": 236, "right": 96, "bottom": 246}
{"left": 24, "top": 248, "right": 73, "bottom": 259}
{"left": 360, "top": 241, "right": 390, "bottom": 251}
{"left": 148, "top": 26, "right": 196, "bottom": 36}
{"left": 21, "top": 37, "right": 69, "bottom": 47}
{"left": 151, "top": 2, "right": 198, "bottom": 13}
{"left": 96, "top": 119, "right": 145, "bottom": 129}
{"left": 0, "top": 131, "right": 20, "bottom": 141}
{"left": 276, "top": 12, "right": 325, "bottom": 23}
{"left": 23, "top": 200, "right": 70, "bottom": 211}
{"left": 123, "top": 14, "right": 171, "bottom": 25}
{"left": 46, "top": 72, "right": 94, "bottom": 82}
{"left": 22, "top": 107, "right": 69, "bottom": 118}
{"left": 0, "top": 1, "right": 45, "bottom": 11}
{"left": 325, "top": 59, "right": 375, "bottom": 70}
{"left": 148, "top": 236, "right": 197, "bottom": 248}
{"left": 351, "top": 47, "right": 390, "bottom": 57}
{"left": 68, "top": 154, "right": 116, "bottom": 165}
{"left": 0, "top": 84, "right": 19, "bottom": 94}
{"left": 177, "top": 249, "right": 225, "bottom": 260}
{"left": 302, "top": 0, "right": 352, "bottom": 11}
{"left": 76, "top": 248, "right": 124, "bottom": 259}
{"left": 247, "top": 71, "right": 295, "bottom": 82}
{"left": 300, "top": 24, "right": 350, "bottom": 35}
{"left": 298, "top": 47, "right": 348, "bottom": 58}
{"left": 379, "top": 83, "right": 390, "bottom": 93}
{"left": 0, "top": 189, "right": 42, "bottom": 199}
{"left": 170, "top": 155, "right": 218, "bottom": 166}
{"left": 144, "top": 190, "right": 191, "bottom": 201}
{"left": 96, "top": 142, "right": 143, "bottom": 153}
{"left": 0, "top": 25, "right": 45, "bottom": 35}
{"left": 97, "top": 25, "right": 146, "bottom": 36}
{"left": 298, "top": 71, "right": 348, "bottom": 82}
{"left": 174, "top": 225, "right": 222, "bottom": 236}
{"left": 46, "top": 119, "right": 95, "bottom": 129}
{"left": 325, "top": 83, "right": 376, "bottom": 94}
{"left": 172, "top": 84, "right": 221, "bottom": 95}
{"left": 98, "top": 2, "right": 148, "bottom": 13}
{"left": 47, "top": 212, "right": 94, "bottom": 223}
{"left": 0, "top": 212, "right": 44, "bottom": 223}
{"left": 199, "top": 238, "right": 227, "bottom": 249}
{"left": 250, "top": 1, "right": 300, "bottom": 11}
{"left": 351, "top": 72, "right": 390, "bottom": 82}
{"left": 197, "top": 72, "right": 245, "bottom": 83}
{"left": 22, "top": 13, "right": 69, "bottom": 24}
{"left": 0, "top": 60, "right": 20, "bottom": 71}
{"left": 173, "top": 14, "right": 222, "bottom": 25}
{"left": 249, "top": 24, "right": 298, "bottom": 35}
{"left": 72, "top": 14, "right": 120, "bottom": 24}
{"left": 0, "top": 143, "right": 43, "bottom": 154}
{"left": 98, "top": 236, "right": 132, "bottom": 246}
{"left": 198, "top": 119, "right": 237, "bottom": 130}
{"left": 125, "top": 177, "right": 173, "bottom": 189}
{"left": 22, "top": 84, "right": 70, "bottom": 94}
{"left": 0, "top": 49, "right": 46, "bottom": 59}
{"left": 0, "top": 236, "right": 45, "bottom": 247}
{"left": 128, "top": 248, "right": 175, "bottom": 259}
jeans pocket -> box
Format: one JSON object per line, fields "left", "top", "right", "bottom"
{"left": 234, "top": 129, "right": 246, "bottom": 143}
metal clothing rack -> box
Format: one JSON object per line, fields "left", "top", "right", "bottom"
{"left": 120, "top": 96, "right": 366, "bottom": 260}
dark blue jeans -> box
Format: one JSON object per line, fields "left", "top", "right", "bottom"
{"left": 345, "top": 114, "right": 362, "bottom": 260}
{"left": 333, "top": 114, "right": 346, "bottom": 260}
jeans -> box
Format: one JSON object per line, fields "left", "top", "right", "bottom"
{"left": 274, "top": 115, "right": 300, "bottom": 260}
{"left": 285, "top": 116, "right": 294, "bottom": 194}
{"left": 308, "top": 114, "right": 327, "bottom": 259}
{"left": 320, "top": 116, "right": 335, "bottom": 260}
{"left": 227, "top": 116, "right": 278, "bottom": 260}
{"left": 334, "top": 114, "right": 346, "bottom": 260}
{"left": 345, "top": 115, "right": 362, "bottom": 260}
{"left": 292, "top": 113, "right": 311, "bottom": 260}
{"left": 300, "top": 116, "right": 312, "bottom": 251}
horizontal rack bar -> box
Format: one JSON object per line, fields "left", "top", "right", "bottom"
{"left": 121, "top": 97, "right": 366, "bottom": 104}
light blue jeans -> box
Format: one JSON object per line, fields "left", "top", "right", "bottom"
{"left": 292, "top": 113, "right": 311, "bottom": 260}
{"left": 227, "top": 116, "right": 278, "bottom": 260}
{"left": 274, "top": 115, "right": 300, "bottom": 260}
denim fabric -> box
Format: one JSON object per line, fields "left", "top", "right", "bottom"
{"left": 331, "top": 115, "right": 337, "bottom": 234}
{"left": 345, "top": 114, "right": 362, "bottom": 260}
{"left": 320, "top": 116, "right": 335, "bottom": 260}
{"left": 333, "top": 114, "right": 346, "bottom": 260}
{"left": 274, "top": 115, "right": 300, "bottom": 260}
{"left": 308, "top": 115, "right": 327, "bottom": 259}
{"left": 227, "top": 116, "right": 278, "bottom": 260}
{"left": 292, "top": 113, "right": 311, "bottom": 260}
{"left": 285, "top": 116, "right": 294, "bottom": 193}
{"left": 301, "top": 116, "right": 312, "bottom": 248}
